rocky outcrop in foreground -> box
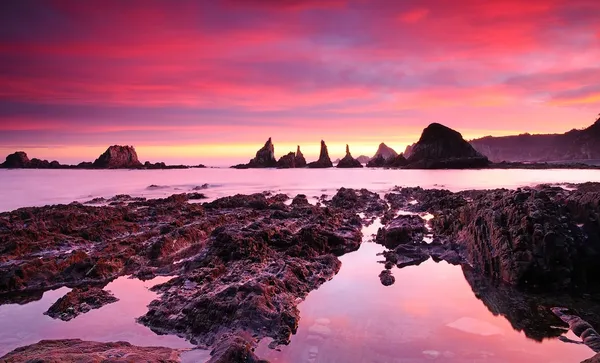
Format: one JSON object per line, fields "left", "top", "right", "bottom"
{"left": 233, "top": 138, "right": 277, "bottom": 169}
{"left": 93, "top": 145, "right": 143, "bottom": 169}
{"left": 0, "top": 339, "right": 182, "bottom": 362}
{"left": 336, "top": 145, "right": 363, "bottom": 168}
{"left": 307, "top": 140, "right": 333, "bottom": 168}
{"left": 44, "top": 287, "right": 118, "bottom": 321}
{"left": 405, "top": 123, "right": 490, "bottom": 169}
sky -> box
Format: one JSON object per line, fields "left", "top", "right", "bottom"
{"left": 1, "top": 0, "right": 600, "bottom": 165}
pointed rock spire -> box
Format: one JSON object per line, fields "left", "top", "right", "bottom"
{"left": 337, "top": 144, "right": 363, "bottom": 168}
{"left": 308, "top": 140, "right": 333, "bottom": 168}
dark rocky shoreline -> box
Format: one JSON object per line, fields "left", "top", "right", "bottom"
{"left": 1, "top": 184, "right": 600, "bottom": 362}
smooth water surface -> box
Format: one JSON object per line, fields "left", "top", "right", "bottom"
{"left": 1, "top": 168, "right": 600, "bottom": 211}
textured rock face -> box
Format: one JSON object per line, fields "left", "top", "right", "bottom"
{"left": 45, "top": 287, "right": 118, "bottom": 321}
{"left": 307, "top": 140, "right": 333, "bottom": 168}
{"left": 433, "top": 186, "right": 600, "bottom": 291}
{"left": 372, "top": 143, "right": 398, "bottom": 161}
{"left": 2, "top": 151, "right": 30, "bottom": 168}
{"left": 405, "top": 123, "right": 490, "bottom": 169}
{"left": 0, "top": 339, "right": 182, "bottom": 362}
{"left": 208, "top": 334, "right": 267, "bottom": 363}
{"left": 376, "top": 215, "right": 427, "bottom": 249}
{"left": 336, "top": 145, "right": 363, "bottom": 168}
{"left": 92, "top": 145, "right": 143, "bottom": 169}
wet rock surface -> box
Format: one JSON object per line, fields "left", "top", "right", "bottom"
{"left": 3, "top": 183, "right": 600, "bottom": 361}
{"left": 0, "top": 339, "right": 182, "bottom": 362}
{"left": 44, "top": 286, "right": 118, "bottom": 321}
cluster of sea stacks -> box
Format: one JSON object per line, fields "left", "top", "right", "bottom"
{"left": 232, "top": 123, "right": 492, "bottom": 170}
{"left": 232, "top": 119, "right": 600, "bottom": 170}
{"left": 0, "top": 145, "right": 205, "bottom": 170}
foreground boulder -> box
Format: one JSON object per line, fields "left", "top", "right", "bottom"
{"left": 233, "top": 138, "right": 277, "bottom": 168}
{"left": 0, "top": 339, "right": 182, "bottom": 362}
{"left": 93, "top": 145, "right": 143, "bottom": 169}
{"left": 336, "top": 145, "right": 363, "bottom": 168}
{"left": 307, "top": 140, "right": 333, "bottom": 168}
{"left": 44, "top": 287, "right": 118, "bottom": 321}
{"left": 405, "top": 123, "right": 490, "bottom": 169}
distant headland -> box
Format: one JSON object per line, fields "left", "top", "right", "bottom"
{"left": 2, "top": 117, "right": 600, "bottom": 170}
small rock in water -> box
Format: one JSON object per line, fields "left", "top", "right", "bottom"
{"left": 379, "top": 270, "right": 395, "bottom": 286}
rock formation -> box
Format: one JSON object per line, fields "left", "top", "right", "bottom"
{"left": 367, "top": 153, "right": 408, "bottom": 168}
{"left": 233, "top": 138, "right": 277, "bottom": 168}
{"left": 0, "top": 339, "right": 182, "bottom": 362}
{"left": 276, "top": 146, "right": 307, "bottom": 168}
{"left": 356, "top": 155, "right": 370, "bottom": 164}
{"left": 92, "top": 145, "right": 143, "bottom": 169}
{"left": 336, "top": 145, "right": 363, "bottom": 168}
{"left": 471, "top": 115, "right": 600, "bottom": 163}
{"left": 1, "top": 151, "right": 64, "bottom": 169}
{"left": 307, "top": 140, "right": 333, "bottom": 168}
{"left": 372, "top": 143, "right": 398, "bottom": 161}
{"left": 404, "top": 123, "right": 490, "bottom": 169}
{"left": 44, "top": 287, "right": 119, "bottom": 321}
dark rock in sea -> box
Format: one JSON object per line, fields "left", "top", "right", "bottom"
{"left": 0, "top": 339, "right": 182, "bottom": 362}
{"left": 307, "top": 140, "right": 333, "bottom": 168}
{"left": 277, "top": 152, "right": 297, "bottom": 168}
{"left": 376, "top": 215, "right": 427, "bottom": 249}
{"left": 379, "top": 270, "right": 395, "bottom": 286}
{"left": 405, "top": 123, "right": 490, "bottom": 169}
{"left": 291, "top": 194, "right": 310, "bottom": 207}
{"left": 366, "top": 154, "right": 387, "bottom": 167}
{"left": 77, "top": 161, "right": 94, "bottom": 168}
{"left": 2, "top": 151, "right": 30, "bottom": 168}
{"left": 386, "top": 153, "right": 409, "bottom": 168}
{"left": 44, "top": 286, "right": 118, "bottom": 321}
{"left": 276, "top": 146, "right": 307, "bottom": 169}
{"left": 383, "top": 244, "right": 431, "bottom": 268}
{"left": 336, "top": 145, "right": 363, "bottom": 168}
{"left": 92, "top": 145, "right": 143, "bottom": 169}
{"left": 328, "top": 187, "right": 388, "bottom": 220}
{"left": 295, "top": 145, "right": 307, "bottom": 167}
{"left": 193, "top": 184, "right": 210, "bottom": 190}
{"left": 208, "top": 334, "right": 267, "bottom": 363}
{"left": 233, "top": 138, "right": 277, "bottom": 169}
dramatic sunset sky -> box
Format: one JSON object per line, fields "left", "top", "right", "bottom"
{"left": 1, "top": 0, "right": 599, "bottom": 165}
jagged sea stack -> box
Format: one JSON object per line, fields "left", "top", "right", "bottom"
{"left": 405, "top": 123, "right": 490, "bottom": 169}
{"left": 93, "top": 145, "right": 143, "bottom": 169}
{"left": 2, "top": 151, "right": 30, "bottom": 168}
{"left": 307, "top": 140, "right": 333, "bottom": 168}
{"left": 337, "top": 145, "right": 363, "bottom": 168}
{"left": 233, "top": 138, "right": 277, "bottom": 168}
{"left": 295, "top": 145, "right": 307, "bottom": 167}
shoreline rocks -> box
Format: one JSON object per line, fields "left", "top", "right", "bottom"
{"left": 0, "top": 339, "right": 182, "bottom": 362}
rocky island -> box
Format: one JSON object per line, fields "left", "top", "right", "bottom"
{"left": 336, "top": 145, "right": 363, "bottom": 168}
{"left": 0, "top": 145, "right": 205, "bottom": 170}
{"left": 307, "top": 140, "right": 333, "bottom": 168}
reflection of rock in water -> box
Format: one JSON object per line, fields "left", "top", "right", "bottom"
{"left": 462, "top": 266, "right": 600, "bottom": 343}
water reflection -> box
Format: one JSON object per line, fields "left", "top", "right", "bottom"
{"left": 0, "top": 275, "right": 196, "bottom": 357}
{"left": 256, "top": 243, "right": 594, "bottom": 362}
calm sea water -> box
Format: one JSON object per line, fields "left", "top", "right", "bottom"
{"left": 1, "top": 168, "right": 599, "bottom": 361}
{"left": 1, "top": 168, "right": 600, "bottom": 212}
